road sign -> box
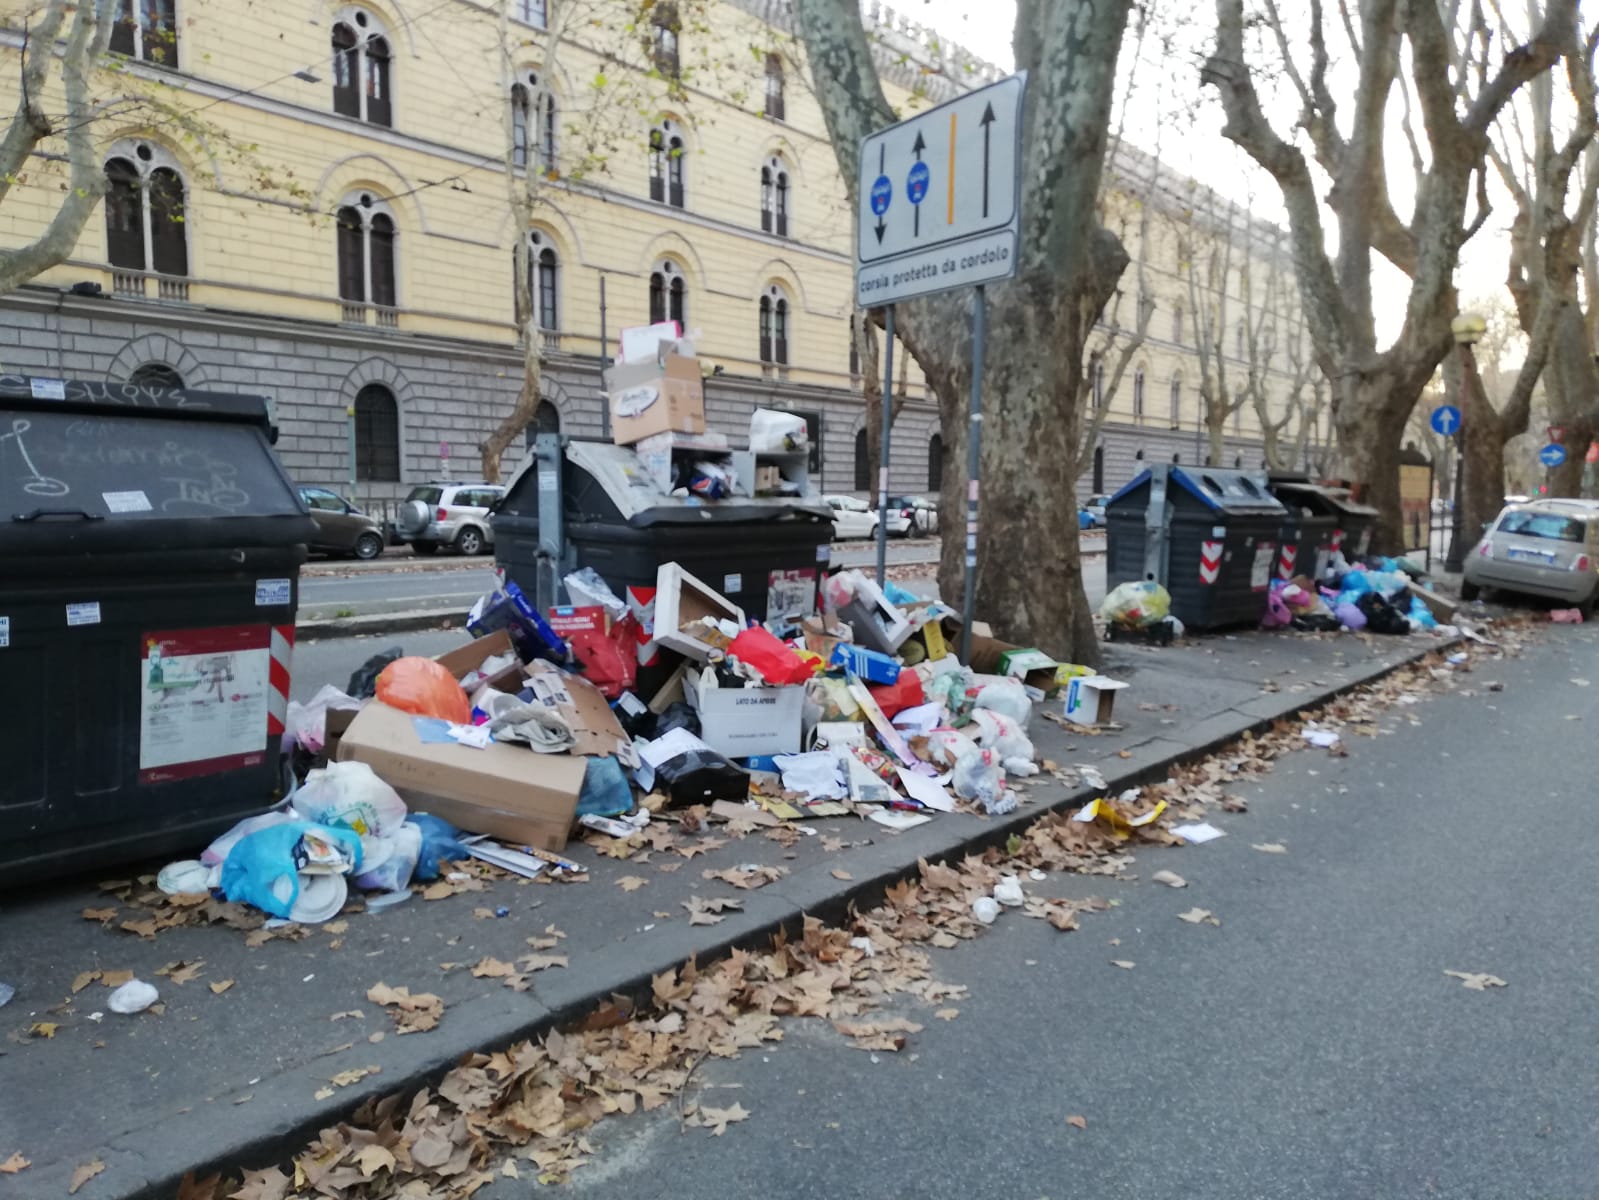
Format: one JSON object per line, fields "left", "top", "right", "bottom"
{"left": 1547, "top": 425, "right": 1566, "bottom": 443}
{"left": 855, "top": 72, "right": 1027, "bottom": 307}
{"left": 1539, "top": 443, "right": 1568, "bottom": 468}
{"left": 1587, "top": 441, "right": 1599, "bottom": 465}
{"left": 1429, "top": 405, "right": 1461, "bottom": 437}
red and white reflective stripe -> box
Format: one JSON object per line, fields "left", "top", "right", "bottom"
{"left": 1199, "top": 540, "right": 1223, "bottom": 585}
{"left": 1330, "top": 529, "right": 1345, "bottom": 553}
{"left": 267, "top": 624, "right": 294, "bottom": 737}
{"left": 1277, "top": 542, "right": 1298, "bottom": 580}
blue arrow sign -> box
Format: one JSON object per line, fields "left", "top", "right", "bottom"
{"left": 869, "top": 174, "right": 892, "bottom": 216}
{"left": 1539, "top": 443, "right": 1568, "bottom": 468}
{"left": 906, "top": 161, "right": 930, "bottom": 205}
{"left": 1430, "top": 404, "right": 1461, "bottom": 437}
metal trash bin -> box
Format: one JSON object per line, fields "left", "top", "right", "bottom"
{"left": 1105, "top": 464, "right": 1288, "bottom": 630}
{"left": 1267, "top": 475, "right": 1339, "bottom": 584}
{"left": 493, "top": 437, "right": 835, "bottom": 690}
{"left": 0, "top": 376, "right": 315, "bottom": 884}
{"left": 1271, "top": 479, "right": 1380, "bottom": 562}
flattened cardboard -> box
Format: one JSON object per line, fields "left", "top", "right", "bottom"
{"left": 337, "top": 701, "right": 584, "bottom": 851}
{"left": 436, "top": 629, "right": 524, "bottom": 693}
{"left": 523, "top": 660, "right": 635, "bottom": 762}
{"left": 605, "top": 353, "right": 706, "bottom": 446}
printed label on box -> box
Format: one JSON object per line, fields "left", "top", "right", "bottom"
{"left": 0, "top": 616, "right": 9, "bottom": 648}
{"left": 767, "top": 568, "right": 817, "bottom": 620}
{"left": 102, "top": 490, "right": 152, "bottom": 513}
{"left": 255, "top": 578, "right": 292, "bottom": 606}
{"left": 66, "top": 602, "right": 101, "bottom": 627}
{"left": 29, "top": 377, "right": 66, "bottom": 400}
{"left": 1250, "top": 543, "right": 1276, "bottom": 591}
{"left": 139, "top": 625, "right": 271, "bottom": 784}
{"left": 722, "top": 573, "right": 743, "bottom": 594}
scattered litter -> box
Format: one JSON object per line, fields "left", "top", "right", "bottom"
{"left": 1251, "top": 842, "right": 1288, "bottom": 854}
{"left": 107, "top": 979, "right": 159, "bottom": 1014}
{"left": 1173, "top": 822, "right": 1226, "bottom": 844}
{"left": 971, "top": 897, "right": 1000, "bottom": 925}
{"left": 1444, "top": 969, "right": 1507, "bottom": 991}
{"left": 1301, "top": 727, "right": 1341, "bottom": 749}
{"left": 1151, "top": 870, "right": 1187, "bottom": 888}
{"left": 993, "top": 876, "right": 1024, "bottom": 907}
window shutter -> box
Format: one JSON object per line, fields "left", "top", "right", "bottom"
{"left": 332, "top": 26, "right": 361, "bottom": 117}
{"left": 104, "top": 159, "right": 145, "bottom": 271}
{"left": 368, "top": 213, "right": 396, "bottom": 307}
{"left": 147, "top": 168, "right": 188, "bottom": 277}
{"left": 365, "top": 37, "right": 392, "bottom": 126}
{"left": 336, "top": 208, "right": 365, "bottom": 301}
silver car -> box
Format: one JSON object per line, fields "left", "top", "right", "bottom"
{"left": 1462, "top": 500, "right": 1599, "bottom": 615}
{"left": 395, "top": 482, "right": 505, "bottom": 556}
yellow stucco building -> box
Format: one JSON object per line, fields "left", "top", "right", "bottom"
{"left": 0, "top": 0, "right": 1306, "bottom": 513}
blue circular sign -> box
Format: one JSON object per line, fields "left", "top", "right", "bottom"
{"left": 1540, "top": 443, "right": 1568, "bottom": 468}
{"left": 1429, "top": 404, "right": 1462, "bottom": 438}
{"left": 869, "top": 174, "right": 893, "bottom": 216}
{"left": 906, "top": 161, "right": 930, "bottom": 205}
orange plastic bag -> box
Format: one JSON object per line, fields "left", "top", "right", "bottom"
{"left": 376, "top": 657, "right": 471, "bottom": 724}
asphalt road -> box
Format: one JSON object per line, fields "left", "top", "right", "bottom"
{"left": 463, "top": 623, "right": 1599, "bottom": 1200}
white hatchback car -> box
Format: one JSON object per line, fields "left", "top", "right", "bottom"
{"left": 823, "top": 494, "right": 880, "bottom": 540}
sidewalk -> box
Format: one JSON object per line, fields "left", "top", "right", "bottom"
{"left": 0, "top": 629, "right": 1455, "bottom": 1199}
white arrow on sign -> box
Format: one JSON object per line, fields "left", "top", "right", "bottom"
{"left": 855, "top": 72, "right": 1027, "bottom": 308}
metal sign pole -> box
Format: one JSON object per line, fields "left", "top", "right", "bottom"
{"left": 598, "top": 274, "right": 612, "bottom": 441}
{"left": 959, "top": 285, "right": 986, "bottom": 664}
{"left": 876, "top": 305, "right": 895, "bottom": 584}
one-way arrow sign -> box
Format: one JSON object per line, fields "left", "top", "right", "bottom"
{"left": 855, "top": 72, "right": 1026, "bottom": 307}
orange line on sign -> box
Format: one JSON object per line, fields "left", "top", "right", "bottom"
{"left": 948, "top": 112, "right": 957, "bottom": 224}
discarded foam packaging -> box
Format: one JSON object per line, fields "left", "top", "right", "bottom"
{"left": 837, "top": 578, "right": 915, "bottom": 655}
{"left": 604, "top": 348, "right": 707, "bottom": 446}
{"left": 1061, "top": 675, "right": 1129, "bottom": 727}
{"left": 618, "top": 319, "right": 682, "bottom": 364}
{"left": 654, "top": 562, "right": 746, "bottom": 661}
{"left": 686, "top": 669, "right": 807, "bottom": 759}
{"left": 523, "top": 660, "right": 636, "bottom": 763}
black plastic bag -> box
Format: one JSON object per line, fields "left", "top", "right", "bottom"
{"left": 653, "top": 750, "right": 748, "bottom": 806}
{"left": 347, "top": 645, "right": 404, "bottom": 698}
{"left": 1356, "top": 591, "right": 1410, "bottom": 635}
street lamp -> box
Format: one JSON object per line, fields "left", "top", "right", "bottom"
{"left": 1443, "top": 312, "right": 1486, "bottom": 573}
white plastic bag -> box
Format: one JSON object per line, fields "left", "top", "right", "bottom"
{"left": 773, "top": 751, "right": 847, "bottom": 801}
{"left": 926, "top": 728, "right": 981, "bottom": 769}
{"left": 749, "top": 408, "right": 809, "bottom": 454}
{"left": 291, "top": 761, "right": 407, "bottom": 840}
{"left": 284, "top": 685, "right": 362, "bottom": 755}
{"left": 973, "top": 677, "right": 1031, "bottom": 725}
{"left": 353, "top": 821, "right": 423, "bottom": 893}
{"left": 953, "top": 748, "right": 1012, "bottom": 814}
{"left": 969, "top": 709, "right": 1036, "bottom": 770}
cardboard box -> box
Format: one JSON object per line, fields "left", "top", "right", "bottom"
{"left": 635, "top": 429, "right": 731, "bottom": 493}
{"left": 436, "top": 629, "right": 526, "bottom": 693}
{"left": 523, "top": 660, "right": 634, "bottom": 762}
{"left": 619, "top": 320, "right": 682, "bottom": 364}
{"left": 605, "top": 352, "right": 706, "bottom": 446}
{"left": 1061, "top": 675, "right": 1129, "bottom": 727}
{"left": 830, "top": 642, "right": 901, "bottom": 685}
{"left": 802, "top": 614, "right": 852, "bottom": 661}
{"left": 338, "top": 701, "right": 585, "bottom": 851}
{"left": 835, "top": 573, "right": 915, "bottom": 654}
{"left": 687, "top": 670, "right": 806, "bottom": 758}
{"left": 998, "top": 648, "right": 1065, "bottom": 696}
{"left": 653, "top": 562, "right": 745, "bottom": 661}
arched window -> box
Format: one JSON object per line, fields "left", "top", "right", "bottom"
{"left": 523, "top": 399, "right": 561, "bottom": 447}
{"left": 522, "top": 232, "right": 559, "bottom": 332}
{"left": 512, "top": 72, "right": 557, "bottom": 173}
{"left": 103, "top": 144, "right": 188, "bottom": 278}
{"left": 853, "top": 428, "right": 870, "bottom": 492}
{"left": 1169, "top": 376, "right": 1182, "bottom": 426}
{"left": 353, "top": 383, "right": 400, "bottom": 482}
{"left": 336, "top": 194, "right": 398, "bottom": 312}
{"left": 764, "top": 53, "right": 785, "bottom": 119}
{"left": 1132, "top": 367, "right": 1145, "bottom": 419}
{"left": 928, "top": 432, "right": 943, "bottom": 491}
{"left": 332, "top": 10, "right": 391, "bottom": 127}
{"left": 649, "top": 260, "right": 686, "bottom": 327}
{"left": 760, "top": 156, "right": 790, "bottom": 237}
{"left": 759, "top": 283, "right": 790, "bottom": 365}
{"left": 129, "top": 362, "right": 183, "bottom": 389}
{"left": 651, "top": 3, "right": 680, "bottom": 78}
{"left": 1172, "top": 304, "right": 1183, "bottom": 344}
{"left": 848, "top": 315, "right": 860, "bottom": 380}
{"left": 1092, "top": 444, "right": 1105, "bottom": 492}
{"left": 649, "top": 121, "right": 686, "bottom": 208}
{"left": 515, "top": 0, "right": 546, "bottom": 26}
{"left": 1092, "top": 355, "right": 1105, "bottom": 406}
{"left": 110, "top": 0, "right": 178, "bottom": 66}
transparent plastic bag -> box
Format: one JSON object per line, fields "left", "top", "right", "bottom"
{"left": 973, "top": 677, "right": 1031, "bottom": 724}
{"left": 953, "top": 748, "right": 1013, "bottom": 814}
{"left": 292, "top": 761, "right": 408, "bottom": 840}
{"left": 1098, "top": 580, "right": 1171, "bottom": 629}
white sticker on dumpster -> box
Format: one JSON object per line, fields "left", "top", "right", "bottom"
{"left": 255, "top": 579, "right": 292, "bottom": 607}
{"left": 29, "top": 377, "right": 66, "bottom": 400}
{"left": 102, "top": 490, "right": 152, "bottom": 514}
{"left": 66, "top": 602, "right": 101, "bottom": 626}
{"left": 0, "top": 617, "right": 9, "bottom": 648}
{"left": 139, "top": 624, "right": 271, "bottom": 785}
{"left": 723, "top": 573, "right": 743, "bottom": 595}
{"left": 1250, "top": 543, "right": 1276, "bottom": 591}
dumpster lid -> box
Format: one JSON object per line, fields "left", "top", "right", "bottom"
{"left": 1108, "top": 465, "right": 1286, "bottom": 515}
{"left": 510, "top": 439, "right": 831, "bottom": 526}
{"left": 0, "top": 376, "right": 313, "bottom": 554}
{"left": 1270, "top": 480, "right": 1380, "bottom": 518}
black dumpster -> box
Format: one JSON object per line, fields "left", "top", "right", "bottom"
{"left": 1272, "top": 479, "right": 1380, "bottom": 562}
{"left": 0, "top": 376, "right": 316, "bottom": 884}
{"left": 494, "top": 438, "right": 834, "bottom": 690}
{"left": 1267, "top": 475, "right": 1339, "bottom": 583}
{"left": 1106, "top": 464, "right": 1288, "bottom": 630}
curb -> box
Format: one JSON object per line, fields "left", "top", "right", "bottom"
{"left": 295, "top": 609, "right": 467, "bottom": 641}
{"left": 111, "top": 634, "right": 1456, "bottom": 1199}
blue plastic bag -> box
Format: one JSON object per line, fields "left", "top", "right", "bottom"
{"left": 1407, "top": 595, "right": 1438, "bottom": 629}
{"left": 577, "top": 756, "right": 633, "bottom": 818}
{"left": 220, "top": 821, "right": 362, "bottom": 919}
{"left": 883, "top": 580, "right": 921, "bottom": 607}
{"left": 408, "top": 813, "right": 469, "bottom": 882}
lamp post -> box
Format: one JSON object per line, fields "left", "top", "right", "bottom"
{"left": 1443, "top": 311, "right": 1486, "bottom": 573}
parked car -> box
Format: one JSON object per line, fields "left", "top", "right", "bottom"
{"left": 823, "top": 494, "right": 880, "bottom": 540}
{"left": 1082, "top": 493, "right": 1111, "bottom": 528}
{"left": 394, "top": 482, "right": 506, "bottom": 556}
{"left": 1462, "top": 500, "right": 1599, "bottom": 616}
{"left": 885, "top": 495, "right": 937, "bottom": 537}
{"left": 297, "top": 486, "right": 387, "bottom": 560}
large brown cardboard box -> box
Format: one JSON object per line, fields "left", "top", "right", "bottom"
{"left": 337, "top": 702, "right": 585, "bottom": 852}
{"left": 605, "top": 353, "right": 706, "bottom": 446}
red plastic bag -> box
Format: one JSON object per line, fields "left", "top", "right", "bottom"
{"left": 867, "top": 671, "right": 924, "bottom": 719}
{"left": 376, "top": 657, "right": 471, "bottom": 724}
{"left": 728, "top": 626, "right": 816, "bottom": 686}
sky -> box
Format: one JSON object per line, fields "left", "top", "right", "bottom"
{"left": 910, "top": 0, "right": 1520, "bottom": 350}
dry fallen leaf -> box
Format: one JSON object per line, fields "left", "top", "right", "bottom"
{"left": 684, "top": 895, "right": 743, "bottom": 926}
{"left": 330, "top": 1009, "right": 364, "bottom": 1022}
{"left": 71, "top": 970, "right": 101, "bottom": 994}
{"left": 0, "top": 1153, "right": 29, "bottom": 1174}
{"left": 81, "top": 907, "right": 117, "bottom": 923}
{"left": 353, "top": 1143, "right": 396, "bottom": 1177}
{"left": 1111, "top": 960, "right": 1136, "bottom": 970}
{"left": 328, "top": 1066, "right": 379, "bottom": 1088}
{"left": 99, "top": 970, "right": 133, "bottom": 988}
{"left": 1116, "top": 750, "right": 1133, "bottom": 759}
{"left": 69, "top": 1159, "right": 106, "bottom": 1194}
{"left": 1066, "top": 1115, "right": 1088, "bottom": 1130}
{"left": 830, "top": 868, "right": 854, "bottom": 881}
{"left": 1150, "top": 870, "right": 1187, "bottom": 888}
{"left": 366, "top": 982, "right": 444, "bottom": 1033}
{"left": 1251, "top": 842, "right": 1288, "bottom": 854}
{"left": 313, "top": 1086, "right": 335, "bottom": 1101}
{"left": 156, "top": 959, "right": 204, "bottom": 985}
{"left": 209, "top": 980, "right": 235, "bottom": 995}
{"left": 617, "top": 875, "right": 648, "bottom": 892}
{"left": 696, "top": 1102, "right": 751, "bottom": 1136}
{"left": 1177, "top": 907, "right": 1220, "bottom": 926}
{"left": 27, "top": 1022, "right": 58, "bottom": 1039}
{"left": 227, "top": 1166, "right": 291, "bottom": 1200}
{"left": 1444, "top": 969, "right": 1507, "bottom": 991}
{"left": 471, "top": 957, "right": 519, "bottom": 979}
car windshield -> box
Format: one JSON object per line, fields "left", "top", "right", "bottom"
{"left": 1498, "top": 510, "right": 1585, "bottom": 542}
{"left": 406, "top": 486, "right": 443, "bottom": 505}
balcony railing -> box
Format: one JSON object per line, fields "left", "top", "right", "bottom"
{"left": 341, "top": 303, "right": 400, "bottom": 328}
{"left": 111, "top": 270, "right": 189, "bottom": 302}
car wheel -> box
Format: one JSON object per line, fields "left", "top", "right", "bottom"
{"left": 412, "top": 541, "right": 439, "bottom": 556}
{"left": 353, "top": 532, "right": 383, "bottom": 560}
{"left": 1459, "top": 580, "right": 1481, "bottom": 601}
{"left": 1578, "top": 590, "right": 1597, "bottom": 621}
{"left": 456, "top": 527, "right": 485, "bottom": 556}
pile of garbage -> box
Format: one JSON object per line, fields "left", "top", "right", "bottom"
{"left": 1260, "top": 553, "right": 1453, "bottom": 635}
